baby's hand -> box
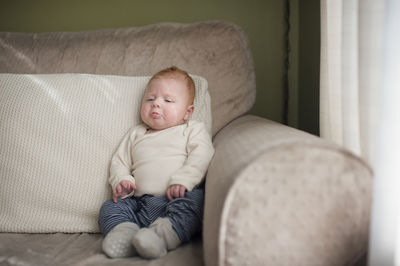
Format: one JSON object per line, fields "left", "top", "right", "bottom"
{"left": 167, "top": 184, "right": 187, "bottom": 201}
{"left": 113, "top": 180, "right": 136, "bottom": 203}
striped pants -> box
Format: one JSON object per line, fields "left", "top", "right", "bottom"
{"left": 98, "top": 188, "right": 204, "bottom": 243}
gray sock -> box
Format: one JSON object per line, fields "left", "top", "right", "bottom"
{"left": 132, "top": 228, "right": 167, "bottom": 259}
{"left": 132, "top": 218, "right": 181, "bottom": 259}
{"left": 102, "top": 222, "right": 140, "bottom": 258}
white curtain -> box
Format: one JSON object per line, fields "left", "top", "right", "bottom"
{"left": 320, "top": 0, "right": 384, "bottom": 166}
{"left": 320, "top": 0, "right": 400, "bottom": 265}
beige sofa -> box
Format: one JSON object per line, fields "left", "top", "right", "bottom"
{"left": 0, "top": 21, "right": 371, "bottom": 266}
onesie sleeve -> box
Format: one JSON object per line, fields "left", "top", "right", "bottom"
{"left": 109, "top": 126, "right": 138, "bottom": 194}
{"left": 169, "top": 121, "right": 215, "bottom": 191}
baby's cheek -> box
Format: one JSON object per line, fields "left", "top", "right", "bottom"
{"left": 140, "top": 105, "right": 147, "bottom": 117}
{"left": 165, "top": 108, "right": 179, "bottom": 121}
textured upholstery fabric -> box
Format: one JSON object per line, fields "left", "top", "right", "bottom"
{"left": 219, "top": 147, "right": 370, "bottom": 266}
{"left": 0, "top": 73, "right": 210, "bottom": 233}
{"left": 0, "top": 21, "right": 256, "bottom": 136}
{"left": 0, "top": 21, "right": 372, "bottom": 266}
{"left": 0, "top": 233, "right": 203, "bottom": 266}
{"left": 204, "top": 115, "right": 372, "bottom": 266}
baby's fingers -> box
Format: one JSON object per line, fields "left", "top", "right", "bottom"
{"left": 113, "top": 185, "right": 122, "bottom": 203}
{"left": 128, "top": 183, "right": 137, "bottom": 192}
{"left": 179, "top": 186, "right": 186, "bottom": 198}
{"left": 113, "top": 192, "right": 118, "bottom": 203}
{"left": 167, "top": 187, "right": 173, "bottom": 201}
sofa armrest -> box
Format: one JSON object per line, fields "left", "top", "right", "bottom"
{"left": 203, "top": 115, "right": 372, "bottom": 266}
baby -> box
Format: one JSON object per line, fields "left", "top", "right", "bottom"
{"left": 98, "top": 66, "right": 215, "bottom": 259}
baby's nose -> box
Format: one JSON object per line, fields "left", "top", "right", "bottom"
{"left": 152, "top": 99, "right": 161, "bottom": 107}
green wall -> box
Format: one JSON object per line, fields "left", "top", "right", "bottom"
{"left": 0, "top": 0, "right": 320, "bottom": 135}
{"left": 298, "top": 0, "right": 320, "bottom": 135}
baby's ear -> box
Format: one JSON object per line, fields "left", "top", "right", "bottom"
{"left": 184, "top": 105, "right": 194, "bottom": 120}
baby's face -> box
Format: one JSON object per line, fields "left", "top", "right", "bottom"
{"left": 140, "top": 77, "right": 194, "bottom": 131}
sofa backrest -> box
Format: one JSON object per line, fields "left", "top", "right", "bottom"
{"left": 0, "top": 21, "right": 256, "bottom": 136}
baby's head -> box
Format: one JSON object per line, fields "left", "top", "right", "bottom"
{"left": 140, "top": 66, "right": 195, "bottom": 131}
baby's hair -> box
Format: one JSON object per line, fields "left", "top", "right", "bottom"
{"left": 148, "top": 66, "right": 195, "bottom": 104}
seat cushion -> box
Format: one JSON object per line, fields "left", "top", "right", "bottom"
{"left": 0, "top": 232, "right": 203, "bottom": 266}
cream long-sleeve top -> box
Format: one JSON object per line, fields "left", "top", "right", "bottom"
{"left": 109, "top": 120, "right": 215, "bottom": 197}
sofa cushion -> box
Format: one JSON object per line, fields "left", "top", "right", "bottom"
{"left": 0, "top": 21, "right": 256, "bottom": 136}
{"left": 0, "top": 73, "right": 211, "bottom": 233}
{"left": 0, "top": 233, "right": 204, "bottom": 266}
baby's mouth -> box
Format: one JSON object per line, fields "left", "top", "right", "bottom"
{"left": 151, "top": 112, "right": 161, "bottom": 118}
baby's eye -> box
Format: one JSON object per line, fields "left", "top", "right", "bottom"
{"left": 165, "top": 99, "right": 173, "bottom": 103}
{"left": 147, "top": 97, "right": 155, "bottom": 101}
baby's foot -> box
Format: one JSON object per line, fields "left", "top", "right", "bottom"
{"left": 132, "top": 218, "right": 181, "bottom": 259}
{"left": 132, "top": 228, "right": 167, "bottom": 259}
{"left": 102, "top": 222, "right": 139, "bottom": 258}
